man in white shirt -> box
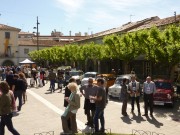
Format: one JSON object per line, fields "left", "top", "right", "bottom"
{"left": 142, "top": 76, "right": 156, "bottom": 117}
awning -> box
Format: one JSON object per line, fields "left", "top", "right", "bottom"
{"left": 19, "top": 59, "right": 35, "bottom": 64}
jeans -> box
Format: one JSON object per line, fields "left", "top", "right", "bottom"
{"left": 0, "top": 113, "right": 20, "bottom": 135}
{"left": 93, "top": 107, "right": 105, "bottom": 132}
{"left": 14, "top": 90, "right": 23, "bottom": 111}
{"left": 50, "top": 79, "right": 55, "bottom": 92}
{"left": 1, "top": 73, "right": 5, "bottom": 81}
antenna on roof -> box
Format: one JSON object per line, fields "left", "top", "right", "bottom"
{"left": 130, "top": 14, "right": 135, "bottom": 22}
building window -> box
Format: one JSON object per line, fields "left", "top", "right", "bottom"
{"left": 5, "top": 32, "right": 10, "bottom": 39}
{"left": 24, "top": 48, "right": 29, "bottom": 54}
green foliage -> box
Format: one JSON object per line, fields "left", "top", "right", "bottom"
{"left": 29, "top": 24, "right": 180, "bottom": 70}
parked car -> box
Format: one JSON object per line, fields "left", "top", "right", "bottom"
{"left": 69, "top": 70, "right": 84, "bottom": 85}
{"left": 81, "top": 72, "right": 98, "bottom": 86}
{"left": 108, "top": 74, "right": 132, "bottom": 98}
{"left": 153, "top": 79, "right": 175, "bottom": 107}
{"left": 93, "top": 74, "right": 116, "bottom": 90}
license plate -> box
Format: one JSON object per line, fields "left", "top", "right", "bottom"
{"left": 154, "top": 101, "right": 164, "bottom": 105}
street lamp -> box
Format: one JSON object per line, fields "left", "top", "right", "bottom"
{"left": 33, "top": 16, "right": 40, "bottom": 51}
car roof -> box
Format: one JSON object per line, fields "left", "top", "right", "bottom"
{"left": 85, "top": 72, "right": 97, "bottom": 74}
{"left": 117, "top": 74, "right": 134, "bottom": 79}
{"left": 97, "top": 74, "right": 115, "bottom": 77}
{"left": 69, "top": 70, "right": 83, "bottom": 72}
{"left": 153, "top": 78, "right": 172, "bottom": 83}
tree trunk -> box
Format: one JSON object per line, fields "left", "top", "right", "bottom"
{"left": 123, "top": 61, "right": 130, "bottom": 74}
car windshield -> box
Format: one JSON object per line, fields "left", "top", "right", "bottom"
{"left": 115, "top": 78, "right": 129, "bottom": 84}
{"left": 84, "top": 74, "right": 96, "bottom": 78}
{"left": 96, "top": 76, "right": 107, "bottom": 80}
{"left": 155, "top": 81, "right": 172, "bottom": 89}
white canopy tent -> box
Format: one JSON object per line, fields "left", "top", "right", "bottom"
{"left": 19, "top": 59, "right": 35, "bottom": 64}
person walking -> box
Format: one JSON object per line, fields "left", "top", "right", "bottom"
{"left": 32, "top": 69, "right": 38, "bottom": 87}
{"left": 142, "top": 76, "right": 156, "bottom": 117}
{"left": 12, "top": 74, "right": 25, "bottom": 111}
{"left": 57, "top": 71, "right": 64, "bottom": 92}
{"left": 120, "top": 78, "right": 128, "bottom": 116}
{"left": 128, "top": 75, "right": 141, "bottom": 115}
{"left": 0, "top": 81, "right": 20, "bottom": 135}
{"left": 90, "top": 78, "right": 106, "bottom": 133}
{"left": 19, "top": 72, "right": 28, "bottom": 104}
{"left": 61, "top": 82, "right": 80, "bottom": 134}
{"left": 80, "top": 77, "right": 98, "bottom": 127}
{"left": 48, "top": 69, "right": 56, "bottom": 93}
{"left": 5, "top": 70, "right": 14, "bottom": 90}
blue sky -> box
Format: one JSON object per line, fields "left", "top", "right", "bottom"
{"left": 0, "top": 0, "right": 179, "bottom": 36}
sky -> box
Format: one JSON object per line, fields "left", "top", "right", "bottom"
{"left": 0, "top": 0, "right": 180, "bottom": 36}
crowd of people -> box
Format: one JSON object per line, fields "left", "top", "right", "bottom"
{"left": 60, "top": 77, "right": 106, "bottom": 134}
{"left": 0, "top": 65, "right": 157, "bottom": 135}
{"left": 120, "top": 75, "right": 156, "bottom": 118}
{"left": 60, "top": 75, "right": 156, "bottom": 134}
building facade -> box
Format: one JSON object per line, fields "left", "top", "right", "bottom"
{"left": 74, "top": 14, "right": 180, "bottom": 80}
{"left": 0, "top": 24, "right": 21, "bottom": 65}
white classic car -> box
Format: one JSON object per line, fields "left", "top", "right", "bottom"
{"left": 108, "top": 74, "right": 132, "bottom": 98}
{"left": 69, "top": 70, "right": 84, "bottom": 85}
{"left": 81, "top": 72, "right": 98, "bottom": 86}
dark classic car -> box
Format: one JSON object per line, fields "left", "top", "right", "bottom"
{"left": 153, "top": 79, "right": 175, "bottom": 107}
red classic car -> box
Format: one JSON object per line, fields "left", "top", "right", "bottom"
{"left": 153, "top": 79, "right": 175, "bottom": 107}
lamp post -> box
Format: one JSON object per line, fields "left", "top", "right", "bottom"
{"left": 33, "top": 16, "right": 40, "bottom": 51}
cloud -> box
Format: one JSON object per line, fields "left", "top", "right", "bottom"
{"left": 101, "top": 0, "right": 162, "bottom": 11}
{"left": 54, "top": 0, "right": 179, "bottom": 33}
{"left": 86, "top": 10, "right": 115, "bottom": 25}
{"left": 55, "top": 0, "right": 84, "bottom": 18}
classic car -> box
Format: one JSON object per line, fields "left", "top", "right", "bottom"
{"left": 93, "top": 74, "right": 116, "bottom": 89}
{"left": 153, "top": 79, "right": 175, "bottom": 107}
{"left": 108, "top": 74, "right": 131, "bottom": 98}
{"left": 69, "top": 70, "right": 84, "bottom": 85}
{"left": 81, "top": 72, "right": 98, "bottom": 86}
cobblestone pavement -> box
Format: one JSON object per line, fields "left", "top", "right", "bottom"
{"left": 4, "top": 80, "right": 180, "bottom": 135}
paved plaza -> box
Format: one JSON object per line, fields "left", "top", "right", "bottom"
{"left": 4, "top": 80, "right": 180, "bottom": 135}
